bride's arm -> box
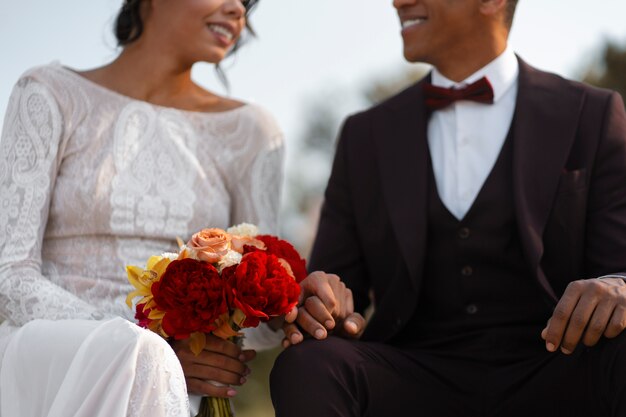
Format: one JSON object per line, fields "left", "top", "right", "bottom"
{"left": 0, "top": 75, "right": 106, "bottom": 325}
{"left": 228, "top": 105, "right": 286, "bottom": 350}
{"left": 229, "top": 106, "right": 284, "bottom": 236}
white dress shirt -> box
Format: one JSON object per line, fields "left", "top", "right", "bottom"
{"left": 427, "top": 45, "right": 519, "bottom": 220}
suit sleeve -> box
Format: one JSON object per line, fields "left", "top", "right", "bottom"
{"left": 308, "top": 116, "right": 372, "bottom": 314}
{"left": 585, "top": 91, "right": 626, "bottom": 276}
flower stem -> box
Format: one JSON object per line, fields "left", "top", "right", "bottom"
{"left": 195, "top": 396, "right": 234, "bottom": 417}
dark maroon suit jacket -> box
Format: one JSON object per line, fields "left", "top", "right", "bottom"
{"left": 309, "top": 59, "right": 626, "bottom": 342}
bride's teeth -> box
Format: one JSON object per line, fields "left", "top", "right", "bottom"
{"left": 402, "top": 19, "right": 425, "bottom": 29}
{"left": 208, "top": 24, "right": 233, "bottom": 41}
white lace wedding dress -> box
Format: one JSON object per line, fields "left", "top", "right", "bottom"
{"left": 0, "top": 63, "right": 285, "bottom": 417}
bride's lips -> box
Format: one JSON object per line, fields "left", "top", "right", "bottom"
{"left": 206, "top": 22, "right": 239, "bottom": 47}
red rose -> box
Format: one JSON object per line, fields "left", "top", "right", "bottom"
{"left": 152, "top": 258, "right": 227, "bottom": 339}
{"left": 135, "top": 303, "right": 151, "bottom": 329}
{"left": 244, "top": 235, "right": 307, "bottom": 283}
{"left": 223, "top": 251, "right": 301, "bottom": 328}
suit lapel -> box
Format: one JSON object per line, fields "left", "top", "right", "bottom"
{"left": 372, "top": 62, "right": 584, "bottom": 300}
{"left": 374, "top": 80, "right": 430, "bottom": 292}
{"left": 512, "top": 59, "right": 585, "bottom": 302}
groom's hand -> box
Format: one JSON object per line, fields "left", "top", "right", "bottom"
{"left": 542, "top": 277, "right": 626, "bottom": 354}
{"left": 282, "top": 271, "right": 365, "bottom": 347}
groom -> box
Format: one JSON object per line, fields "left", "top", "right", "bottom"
{"left": 272, "top": 0, "right": 626, "bottom": 415}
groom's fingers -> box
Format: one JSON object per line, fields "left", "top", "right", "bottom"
{"left": 342, "top": 312, "right": 366, "bottom": 337}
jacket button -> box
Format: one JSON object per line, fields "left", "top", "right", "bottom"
{"left": 461, "top": 265, "right": 473, "bottom": 276}
{"left": 458, "top": 227, "right": 470, "bottom": 239}
{"left": 466, "top": 304, "right": 478, "bottom": 315}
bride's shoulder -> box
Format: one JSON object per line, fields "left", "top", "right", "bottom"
{"left": 13, "top": 62, "right": 87, "bottom": 108}
{"left": 17, "top": 62, "right": 71, "bottom": 86}
{"left": 240, "top": 103, "right": 281, "bottom": 131}
{"left": 235, "top": 102, "right": 283, "bottom": 146}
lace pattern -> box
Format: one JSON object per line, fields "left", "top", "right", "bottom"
{"left": 126, "top": 325, "right": 190, "bottom": 417}
{"left": 0, "top": 63, "right": 285, "bottom": 413}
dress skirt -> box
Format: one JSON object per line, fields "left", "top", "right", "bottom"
{"left": 0, "top": 317, "right": 190, "bottom": 417}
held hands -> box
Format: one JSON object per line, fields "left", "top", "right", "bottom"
{"left": 542, "top": 277, "right": 626, "bottom": 354}
{"left": 281, "top": 271, "right": 366, "bottom": 347}
{"left": 171, "top": 334, "right": 255, "bottom": 398}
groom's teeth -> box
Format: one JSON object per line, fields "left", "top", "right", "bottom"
{"left": 402, "top": 19, "right": 425, "bottom": 29}
{"left": 208, "top": 24, "right": 234, "bottom": 41}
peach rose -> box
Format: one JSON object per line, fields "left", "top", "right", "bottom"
{"left": 187, "top": 228, "right": 231, "bottom": 263}
{"left": 230, "top": 235, "right": 266, "bottom": 254}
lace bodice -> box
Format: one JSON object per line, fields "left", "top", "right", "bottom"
{"left": 0, "top": 63, "right": 284, "bottom": 330}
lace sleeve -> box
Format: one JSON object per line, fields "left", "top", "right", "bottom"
{"left": 229, "top": 109, "right": 286, "bottom": 350}
{"left": 0, "top": 76, "right": 106, "bottom": 325}
{"left": 229, "top": 112, "right": 284, "bottom": 235}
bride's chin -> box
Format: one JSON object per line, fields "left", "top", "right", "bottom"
{"left": 200, "top": 51, "right": 229, "bottom": 66}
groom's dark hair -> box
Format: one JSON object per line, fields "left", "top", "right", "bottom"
{"left": 505, "top": 0, "right": 519, "bottom": 29}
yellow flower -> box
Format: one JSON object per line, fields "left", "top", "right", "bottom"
{"left": 125, "top": 255, "right": 172, "bottom": 309}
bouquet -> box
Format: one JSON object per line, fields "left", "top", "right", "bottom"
{"left": 125, "top": 223, "right": 306, "bottom": 417}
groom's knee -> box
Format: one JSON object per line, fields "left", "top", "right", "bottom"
{"left": 271, "top": 337, "right": 358, "bottom": 395}
{"left": 270, "top": 337, "right": 365, "bottom": 416}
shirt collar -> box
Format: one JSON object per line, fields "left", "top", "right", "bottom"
{"left": 431, "top": 44, "right": 519, "bottom": 103}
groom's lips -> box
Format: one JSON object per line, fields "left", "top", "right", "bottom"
{"left": 400, "top": 17, "right": 428, "bottom": 34}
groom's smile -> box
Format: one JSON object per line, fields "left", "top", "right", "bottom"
{"left": 401, "top": 18, "right": 427, "bottom": 31}
{"left": 394, "top": 0, "right": 496, "bottom": 79}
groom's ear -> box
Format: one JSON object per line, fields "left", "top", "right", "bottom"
{"left": 478, "top": 0, "right": 508, "bottom": 18}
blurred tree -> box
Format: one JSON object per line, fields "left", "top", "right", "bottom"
{"left": 365, "top": 67, "right": 429, "bottom": 105}
{"left": 280, "top": 66, "right": 429, "bottom": 256}
{"left": 583, "top": 40, "right": 626, "bottom": 101}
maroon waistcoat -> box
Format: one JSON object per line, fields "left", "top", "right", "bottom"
{"left": 395, "top": 125, "right": 552, "bottom": 345}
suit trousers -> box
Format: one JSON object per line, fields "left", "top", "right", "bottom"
{"left": 270, "top": 326, "right": 626, "bottom": 417}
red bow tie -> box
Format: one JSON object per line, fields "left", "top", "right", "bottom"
{"left": 423, "top": 76, "right": 495, "bottom": 110}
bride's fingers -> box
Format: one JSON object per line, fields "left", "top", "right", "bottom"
{"left": 203, "top": 334, "right": 242, "bottom": 359}
{"left": 185, "top": 362, "right": 247, "bottom": 385}
{"left": 239, "top": 349, "right": 256, "bottom": 364}
{"left": 186, "top": 378, "right": 238, "bottom": 398}
{"left": 303, "top": 295, "right": 335, "bottom": 330}
{"left": 284, "top": 306, "right": 298, "bottom": 323}
{"left": 282, "top": 322, "right": 303, "bottom": 347}
{"left": 297, "top": 302, "right": 330, "bottom": 339}
{"left": 189, "top": 350, "right": 248, "bottom": 375}
{"left": 300, "top": 272, "right": 341, "bottom": 316}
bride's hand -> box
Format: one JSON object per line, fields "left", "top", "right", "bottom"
{"left": 281, "top": 271, "right": 365, "bottom": 347}
{"left": 171, "top": 334, "right": 255, "bottom": 398}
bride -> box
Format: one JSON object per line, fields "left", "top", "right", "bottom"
{"left": 0, "top": 0, "right": 289, "bottom": 415}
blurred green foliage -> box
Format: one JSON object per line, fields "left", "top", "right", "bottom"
{"left": 583, "top": 40, "right": 626, "bottom": 102}
{"left": 235, "top": 348, "right": 282, "bottom": 417}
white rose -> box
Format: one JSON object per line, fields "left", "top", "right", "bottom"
{"left": 217, "top": 250, "right": 243, "bottom": 272}
{"left": 227, "top": 223, "right": 259, "bottom": 237}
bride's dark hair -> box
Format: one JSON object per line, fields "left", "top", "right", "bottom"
{"left": 114, "top": 0, "right": 259, "bottom": 52}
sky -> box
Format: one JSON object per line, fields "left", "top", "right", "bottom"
{"left": 1, "top": 0, "right": 626, "bottom": 169}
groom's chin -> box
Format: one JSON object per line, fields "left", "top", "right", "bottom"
{"left": 402, "top": 49, "right": 425, "bottom": 64}
{"left": 400, "top": 42, "right": 430, "bottom": 64}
